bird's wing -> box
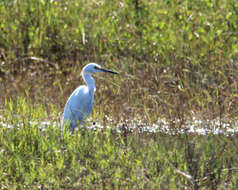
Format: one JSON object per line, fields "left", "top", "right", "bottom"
{"left": 63, "top": 85, "right": 93, "bottom": 123}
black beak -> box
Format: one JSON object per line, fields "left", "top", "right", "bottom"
{"left": 99, "top": 68, "right": 118, "bottom": 74}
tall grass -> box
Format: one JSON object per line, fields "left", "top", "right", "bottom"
{"left": 0, "top": 1, "right": 238, "bottom": 188}
{"left": 0, "top": 0, "right": 237, "bottom": 122}
{"left": 0, "top": 98, "right": 238, "bottom": 189}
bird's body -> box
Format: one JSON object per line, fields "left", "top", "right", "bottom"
{"left": 63, "top": 85, "right": 94, "bottom": 129}
{"left": 62, "top": 63, "right": 117, "bottom": 133}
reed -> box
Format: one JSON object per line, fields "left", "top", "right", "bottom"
{"left": 0, "top": 0, "right": 238, "bottom": 188}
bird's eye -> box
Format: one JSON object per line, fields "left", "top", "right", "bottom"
{"left": 94, "top": 66, "right": 99, "bottom": 70}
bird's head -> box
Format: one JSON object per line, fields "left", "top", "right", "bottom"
{"left": 82, "top": 63, "right": 118, "bottom": 75}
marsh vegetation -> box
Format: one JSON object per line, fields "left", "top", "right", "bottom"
{"left": 0, "top": 0, "right": 238, "bottom": 189}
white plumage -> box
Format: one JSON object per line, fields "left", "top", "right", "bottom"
{"left": 62, "top": 63, "right": 118, "bottom": 133}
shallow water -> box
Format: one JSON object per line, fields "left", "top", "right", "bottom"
{"left": 0, "top": 115, "right": 237, "bottom": 135}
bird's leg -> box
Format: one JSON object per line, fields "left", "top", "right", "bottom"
{"left": 69, "top": 125, "right": 75, "bottom": 135}
{"left": 80, "top": 120, "right": 87, "bottom": 131}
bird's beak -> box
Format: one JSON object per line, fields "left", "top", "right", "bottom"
{"left": 99, "top": 68, "right": 118, "bottom": 74}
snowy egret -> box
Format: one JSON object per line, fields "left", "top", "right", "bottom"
{"left": 62, "top": 63, "right": 118, "bottom": 133}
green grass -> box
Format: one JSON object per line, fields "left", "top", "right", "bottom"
{"left": 0, "top": 0, "right": 238, "bottom": 121}
{"left": 0, "top": 98, "right": 238, "bottom": 189}
{"left": 0, "top": 0, "right": 238, "bottom": 189}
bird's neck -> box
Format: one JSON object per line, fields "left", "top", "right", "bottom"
{"left": 83, "top": 73, "right": 95, "bottom": 93}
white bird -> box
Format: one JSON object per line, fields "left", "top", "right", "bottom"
{"left": 62, "top": 63, "right": 118, "bottom": 133}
